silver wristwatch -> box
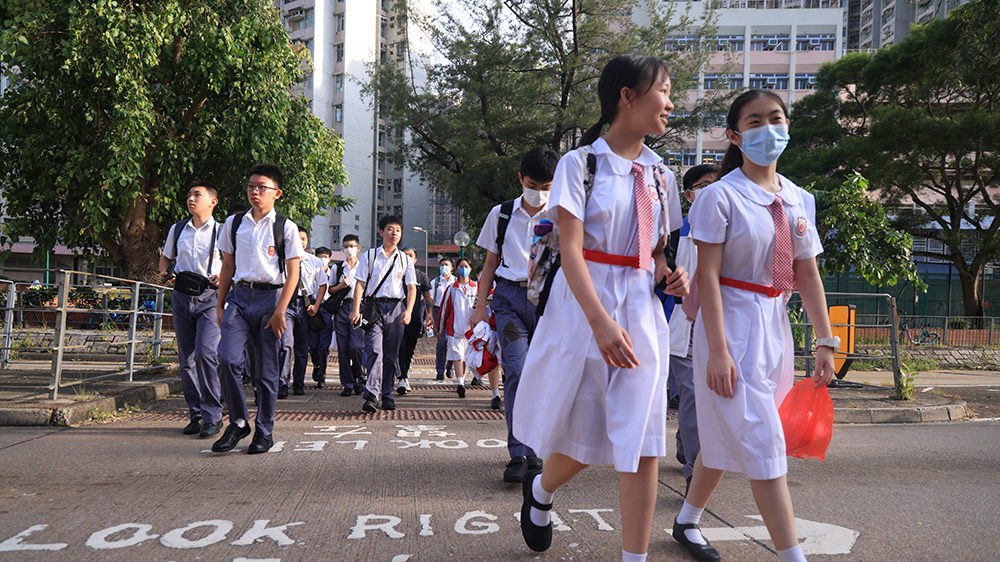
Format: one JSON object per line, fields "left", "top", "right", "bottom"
{"left": 815, "top": 336, "right": 841, "bottom": 350}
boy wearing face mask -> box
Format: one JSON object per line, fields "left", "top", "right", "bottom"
{"left": 309, "top": 246, "right": 334, "bottom": 389}
{"left": 430, "top": 258, "right": 455, "bottom": 380}
{"left": 330, "top": 234, "right": 366, "bottom": 395}
{"left": 471, "top": 146, "right": 560, "bottom": 483}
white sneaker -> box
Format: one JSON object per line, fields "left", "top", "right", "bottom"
{"left": 396, "top": 377, "right": 411, "bottom": 395}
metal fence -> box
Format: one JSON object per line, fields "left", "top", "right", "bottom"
{"left": 0, "top": 269, "right": 172, "bottom": 399}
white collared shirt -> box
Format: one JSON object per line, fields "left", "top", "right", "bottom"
{"left": 162, "top": 218, "right": 222, "bottom": 278}
{"left": 431, "top": 274, "right": 454, "bottom": 307}
{"left": 217, "top": 209, "right": 305, "bottom": 284}
{"left": 299, "top": 253, "right": 329, "bottom": 298}
{"left": 476, "top": 195, "right": 548, "bottom": 282}
{"left": 337, "top": 259, "right": 361, "bottom": 298}
{"left": 355, "top": 246, "right": 416, "bottom": 299}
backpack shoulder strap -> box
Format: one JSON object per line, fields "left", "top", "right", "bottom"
{"left": 230, "top": 212, "right": 246, "bottom": 256}
{"left": 171, "top": 219, "right": 190, "bottom": 257}
{"left": 576, "top": 145, "right": 598, "bottom": 198}
{"left": 494, "top": 199, "right": 516, "bottom": 267}
{"left": 273, "top": 215, "right": 287, "bottom": 276}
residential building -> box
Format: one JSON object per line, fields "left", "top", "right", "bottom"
{"left": 855, "top": 0, "right": 971, "bottom": 50}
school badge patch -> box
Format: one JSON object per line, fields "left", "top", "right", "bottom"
{"left": 795, "top": 217, "right": 808, "bottom": 237}
{"left": 268, "top": 245, "right": 276, "bottom": 257}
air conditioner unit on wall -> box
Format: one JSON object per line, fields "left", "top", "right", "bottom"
{"left": 287, "top": 8, "right": 304, "bottom": 20}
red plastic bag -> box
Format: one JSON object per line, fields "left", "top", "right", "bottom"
{"left": 778, "top": 378, "right": 834, "bottom": 461}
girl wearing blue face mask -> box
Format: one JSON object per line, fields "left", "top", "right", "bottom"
{"left": 436, "top": 258, "right": 479, "bottom": 397}
{"left": 671, "top": 90, "right": 837, "bottom": 562}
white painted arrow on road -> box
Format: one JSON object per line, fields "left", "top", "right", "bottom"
{"left": 679, "top": 515, "right": 859, "bottom": 555}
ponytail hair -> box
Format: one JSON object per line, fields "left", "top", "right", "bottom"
{"left": 579, "top": 54, "right": 671, "bottom": 147}
{"left": 718, "top": 89, "right": 789, "bottom": 177}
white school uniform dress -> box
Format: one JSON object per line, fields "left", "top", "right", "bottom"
{"left": 443, "top": 280, "right": 478, "bottom": 361}
{"left": 512, "top": 138, "right": 683, "bottom": 473}
{"left": 687, "top": 168, "right": 823, "bottom": 480}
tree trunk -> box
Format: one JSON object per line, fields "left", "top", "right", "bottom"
{"left": 115, "top": 188, "right": 164, "bottom": 285}
{"left": 958, "top": 267, "right": 984, "bottom": 318}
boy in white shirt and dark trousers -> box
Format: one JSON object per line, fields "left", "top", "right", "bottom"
{"left": 159, "top": 180, "right": 224, "bottom": 438}
{"left": 310, "top": 246, "right": 335, "bottom": 388}
{"left": 279, "top": 227, "right": 328, "bottom": 396}
{"left": 213, "top": 164, "right": 304, "bottom": 455}
{"left": 470, "top": 147, "right": 560, "bottom": 483}
{"left": 349, "top": 215, "right": 417, "bottom": 412}
{"left": 331, "top": 235, "right": 365, "bottom": 395}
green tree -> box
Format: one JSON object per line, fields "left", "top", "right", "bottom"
{"left": 0, "top": 0, "right": 350, "bottom": 282}
{"left": 783, "top": 0, "right": 999, "bottom": 316}
{"left": 368, "top": 0, "right": 731, "bottom": 237}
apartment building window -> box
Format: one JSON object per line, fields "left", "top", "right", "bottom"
{"left": 335, "top": 74, "right": 344, "bottom": 92}
{"left": 378, "top": 131, "right": 386, "bottom": 147}
{"left": 380, "top": 47, "right": 387, "bottom": 64}
{"left": 287, "top": 8, "right": 315, "bottom": 32}
{"left": 749, "top": 74, "right": 789, "bottom": 90}
{"left": 796, "top": 35, "right": 836, "bottom": 51}
{"left": 336, "top": 14, "right": 345, "bottom": 32}
{"left": 703, "top": 74, "right": 743, "bottom": 90}
{"left": 331, "top": 225, "right": 341, "bottom": 244}
{"left": 749, "top": 35, "right": 790, "bottom": 51}
{"left": 381, "top": 21, "right": 388, "bottom": 38}
{"left": 665, "top": 35, "right": 698, "bottom": 52}
{"left": 381, "top": 0, "right": 390, "bottom": 11}
{"left": 336, "top": 44, "right": 344, "bottom": 62}
{"left": 334, "top": 104, "right": 343, "bottom": 123}
{"left": 714, "top": 35, "right": 745, "bottom": 51}
{"left": 794, "top": 74, "right": 818, "bottom": 90}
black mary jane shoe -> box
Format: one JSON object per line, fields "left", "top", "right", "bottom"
{"left": 520, "top": 469, "right": 552, "bottom": 552}
{"left": 672, "top": 518, "right": 721, "bottom": 562}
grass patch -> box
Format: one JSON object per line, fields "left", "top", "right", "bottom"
{"left": 89, "top": 404, "right": 143, "bottom": 423}
{"left": 852, "top": 351, "right": 939, "bottom": 372}
{"left": 73, "top": 384, "right": 97, "bottom": 402}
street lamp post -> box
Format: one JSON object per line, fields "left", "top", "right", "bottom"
{"left": 453, "top": 231, "right": 471, "bottom": 260}
{"left": 412, "top": 226, "right": 430, "bottom": 277}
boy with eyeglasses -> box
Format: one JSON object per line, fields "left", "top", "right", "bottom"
{"left": 212, "top": 163, "right": 304, "bottom": 455}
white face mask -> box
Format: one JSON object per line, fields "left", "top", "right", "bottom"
{"left": 522, "top": 188, "right": 549, "bottom": 208}
{"left": 344, "top": 247, "right": 358, "bottom": 258}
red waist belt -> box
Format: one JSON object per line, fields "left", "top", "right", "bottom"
{"left": 720, "top": 276, "right": 784, "bottom": 298}
{"left": 582, "top": 249, "right": 641, "bottom": 268}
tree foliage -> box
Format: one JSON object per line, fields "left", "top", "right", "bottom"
{"left": 368, "top": 0, "right": 732, "bottom": 238}
{"left": 0, "top": 0, "right": 350, "bottom": 282}
{"left": 783, "top": 0, "right": 1000, "bottom": 316}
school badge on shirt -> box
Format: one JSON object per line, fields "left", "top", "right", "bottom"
{"left": 794, "top": 217, "right": 808, "bottom": 237}
{"left": 268, "top": 245, "right": 276, "bottom": 257}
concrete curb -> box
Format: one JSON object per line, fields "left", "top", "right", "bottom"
{"left": 834, "top": 402, "right": 968, "bottom": 424}
{"left": 0, "top": 377, "right": 182, "bottom": 427}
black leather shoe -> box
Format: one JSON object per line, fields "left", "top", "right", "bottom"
{"left": 491, "top": 396, "right": 502, "bottom": 410}
{"left": 469, "top": 377, "right": 483, "bottom": 387}
{"left": 436, "top": 373, "right": 444, "bottom": 380}
{"left": 341, "top": 387, "right": 354, "bottom": 397}
{"left": 278, "top": 385, "right": 289, "bottom": 399}
{"left": 456, "top": 384, "right": 466, "bottom": 398}
{"left": 672, "top": 519, "right": 721, "bottom": 562}
{"left": 211, "top": 423, "right": 251, "bottom": 453}
{"left": 526, "top": 455, "right": 543, "bottom": 471}
{"left": 354, "top": 383, "right": 364, "bottom": 395}
{"left": 247, "top": 430, "right": 274, "bottom": 455}
{"left": 292, "top": 385, "right": 305, "bottom": 396}
{"left": 317, "top": 381, "right": 325, "bottom": 389}
{"left": 182, "top": 418, "right": 202, "bottom": 435}
{"left": 199, "top": 420, "right": 223, "bottom": 438}
{"left": 382, "top": 398, "right": 396, "bottom": 411}
{"left": 504, "top": 456, "right": 527, "bottom": 483}
{"left": 520, "top": 469, "right": 552, "bottom": 552}
{"left": 362, "top": 399, "right": 378, "bottom": 413}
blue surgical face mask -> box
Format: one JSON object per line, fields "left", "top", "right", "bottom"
{"left": 457, "top": 267, "right": 471, "bottom": 278}
{"left": 735, "top": 124, "right": 789, "bottom": 167}
{"left": 440, "top": 265, "right": 451, "bottom": 276}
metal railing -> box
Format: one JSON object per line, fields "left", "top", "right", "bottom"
{"left": 790, "top": 292, "right": 904, "bottom": 394}
{"left": 0, "top": 269, "right": 172, "bottom": 399}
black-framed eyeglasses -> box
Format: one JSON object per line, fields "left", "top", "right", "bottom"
{"left": 247, "top": 184, "right": 278, "bottom": 194}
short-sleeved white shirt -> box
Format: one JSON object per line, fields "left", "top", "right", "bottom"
{"left": 548, "top": 138, "right": 683, "bottom": 270}
{"left": 337, "top": 259, "right": 362, "bottom": 298}
{"left": 476, "top": 195, "right": 548, "bottom": 282}
{"left": 217, "top": 209, "right": 305, "bottom": 285}
{"left": 355, "top": 246, "right": 417, "bottom": 299}
{"left": 431, "top": 274, "right": 454, "bottom": 307}
{"left": 299, "top": 253, "right": 329, "bottom": 298}
{"left": 688, "top": 168, "right": 823, "bottom": 286}
{"left": 162, "top": 218, "right": 222, "bottom": 278}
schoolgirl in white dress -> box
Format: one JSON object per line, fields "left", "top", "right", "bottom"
{"left": 436, "top": 258, "right": 478, "bottom": 396}
{"left": 513, "top": 55, "right": 689, "bottom": 562}
{"left": 671, "top": 90, "right": 837, "bottom": 562}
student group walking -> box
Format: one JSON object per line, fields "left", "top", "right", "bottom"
{"left": 160, "top": 54, "right": 838, "bottom": 561}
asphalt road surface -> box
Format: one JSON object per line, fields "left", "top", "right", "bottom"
{"left": 2, "top": 391, "right": 997, "bottom": 562}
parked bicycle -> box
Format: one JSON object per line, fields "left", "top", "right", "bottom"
{"left": 899, "top": 320, "right": 942, "bottom": 345}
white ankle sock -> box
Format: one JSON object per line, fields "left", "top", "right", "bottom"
{"left": 777, "top": 544, "right": 807, "bottom": 562}
{"left": 677, "top": 501, "right": 706, "bottom": 545}
{"left": 456, "top": 376, "right": 465, "bottom": 386}
{"left": 529, "top": 476, "right": 554, "bottom": 527}
{"left": 492, "top": 389, "right": 500, "bottom": 398}
{"left": 235, "top": 418, "right": 246, "bottom": 428}
{"left": 622, "top": 549, "right": 647, "bottom": 562}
